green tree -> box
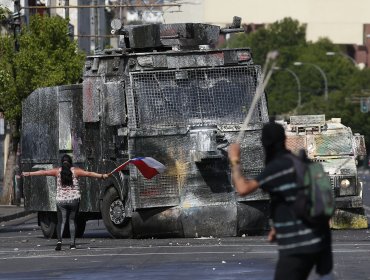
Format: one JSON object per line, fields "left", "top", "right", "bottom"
{"left": 11, "top": 15, "right": 85, "bottom": 119}
{"left": 227, "top": 17, "right": 306, "bottom": 66}
{"left": 294, "top": 41, "right": 370, "bottom": 146}
{"left": 0, "top": 6, "right": 10, "bottom": 19}
{"left": 226, "top": 17, "right": 370, "bottom": 150}
{"left": 0, "top": 15, "right": 85, "bottom": 204}
{"left": 0, "top": 6, "right": 10, "bottom": 33}
{"left": 225, "top": 18, "right": 308, "bottom": 114}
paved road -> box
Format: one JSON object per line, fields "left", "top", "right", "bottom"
{"left": 0, "top": 169, "right": 369, "bottom": 280}
{"left": 360, "top": 168, "right": 370, "bottom": 214}
{"left": 0, "top": 215, "right": 278, "bottom": 280}
{"left": 1, "top": 213, "right": 370, "bottom": 280}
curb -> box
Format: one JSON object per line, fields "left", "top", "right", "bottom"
{"left": 0, "top": 210, "right": 35, "bottom": 223}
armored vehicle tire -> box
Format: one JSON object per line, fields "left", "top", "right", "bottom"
{"left": 101, "top": 187, "right": 133, "bottom": 239}
{"left": 39, "top": 212, "right": 57, "bottom": 239}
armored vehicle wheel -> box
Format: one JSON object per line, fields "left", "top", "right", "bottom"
{"left": 101, "top": 187, "right": 132, "bottom": 238}
{"left": 39, "top": 212, "right": 57, "bottom": 239}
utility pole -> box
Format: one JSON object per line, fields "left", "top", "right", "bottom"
{"left": 12, "top": 0, "right": 21, "bottom": 52}
{"left": 23, "top": 3, "right": 181, "bottom": 9}
{"left": 93, "top": 0, "right": 99, "bottom": 51}
{"left": 22, "top": 1, "right": 183, "bottom": 53}
{"left": 65, "top": 0, "right": 69, "bottom": 19}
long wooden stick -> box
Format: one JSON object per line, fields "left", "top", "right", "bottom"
{"left": 236, "top": 51, "right": 278, "bottom": 143}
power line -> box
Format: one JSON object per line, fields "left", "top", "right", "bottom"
{"left": 22, "top": 4, "right": 181, "bottom": 10}
{"left": 73, "top": 34, "right": 116, "bottom": 38}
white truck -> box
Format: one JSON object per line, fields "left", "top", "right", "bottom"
{"left": 281, "top": 115, "right": 368, "bottom": 229}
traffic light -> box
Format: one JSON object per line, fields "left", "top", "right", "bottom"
{"left": 360, "top": 97, "right": 369, "bottom": 113}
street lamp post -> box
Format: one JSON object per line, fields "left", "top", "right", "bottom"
{"left": 325, "top": 51, "right": 362, "bottom": 68}
{"left": 293, "top": 61, "right": 328, "bottom": 101}
{"left": 273, "top": 67, "right": 302, "bottom": 108}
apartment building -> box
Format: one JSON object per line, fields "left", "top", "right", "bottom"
{"left": 12, "top": 0, "right": 107, "bottom": 53}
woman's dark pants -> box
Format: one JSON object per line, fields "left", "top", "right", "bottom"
{"left": 56, "top": 200, "right": 80, "bottom": 245}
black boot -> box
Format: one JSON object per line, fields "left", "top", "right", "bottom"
{"left": 55, "top": 242, "right": 62, "bottom": 251}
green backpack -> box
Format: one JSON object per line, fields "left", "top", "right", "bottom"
{"left": 286, "top": 153, "right": 335, "bottom": 224}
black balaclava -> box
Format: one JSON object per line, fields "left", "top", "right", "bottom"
{"left": 261, "top": 121, "right": 287, "bottom": 165}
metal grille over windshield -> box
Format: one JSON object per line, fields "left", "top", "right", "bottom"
{"left": 314, "top": 132, "right": 353, "bottom": 156}
{"left": 129, "top": 66, "right": 263, "bottom": 129}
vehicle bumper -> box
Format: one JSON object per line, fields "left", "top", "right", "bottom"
{"left": 331, "top": 195, "right": 368, "bottom": 229}
{"left": 335, "top": 195, "right": 363, "bottom": 208}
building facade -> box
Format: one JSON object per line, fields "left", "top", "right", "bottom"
{"left": 18, "top": 0, "right": 107, "bottom": 53}
{"left": 163, "top": 0, "right": 370, "bottom": 67}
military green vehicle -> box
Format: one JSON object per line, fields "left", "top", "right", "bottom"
{"left": 282, "top": 115, "right": 368, "bottom": 229}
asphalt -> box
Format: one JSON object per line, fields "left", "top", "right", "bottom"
{"left": 0, "top": 168, "right": 367, "bottom": 224}
{"left": 0, "top": 204, "right": 33, "bottom": 223}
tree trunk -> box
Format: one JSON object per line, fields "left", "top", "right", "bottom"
{"left": 0, "top": 121, "right": 19, "bottom": 205}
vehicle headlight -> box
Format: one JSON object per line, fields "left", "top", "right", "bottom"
{"left": 338, "top": 177, "right": 356, "bottom": 196}
{"left": 340, "top": 179, "right": 351, "bottom": 188}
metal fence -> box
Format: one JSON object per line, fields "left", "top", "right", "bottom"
{"left": 133, "top": 172, "right": 180, "bottom": 209}
{"left": 314, "top": 133, "right": 352, "bottom": 156}
{"left": 128, "top": 66, "right": 262, "bottom": 129}
{"left": 286, "top": 133, "right": 353, "bottom": 156}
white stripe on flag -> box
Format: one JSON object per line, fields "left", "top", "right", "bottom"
{"left": 141, "top": 157, "right": 166, "bottom": 173}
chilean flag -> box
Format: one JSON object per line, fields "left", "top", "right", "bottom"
{"left": 110, "top": 157, "right": 166, "bottom": 179}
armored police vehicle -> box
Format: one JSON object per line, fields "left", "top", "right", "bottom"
{"left": 282, "top": 115, "right": 368, "bottom": 229}
{"left": 21, "top": 18, "right": 271, "bottom": 238}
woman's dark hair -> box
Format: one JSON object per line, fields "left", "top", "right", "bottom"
{"left": 60, "top": 154, "right": 73, "bottom": 186}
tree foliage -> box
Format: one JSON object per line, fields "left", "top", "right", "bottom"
{"left": 0, "top": 15, "right": 85, "bottom": 120}
{"left": 227, "top": 18, "right": 306, "bottom": 66}
{"left": 226, "top": 17, "right": 370, "bottom": 149}
{"left": 0, "top": 6, "right": 10, "bottom": 20}
{"left": 0, "top": 15, "right": 85, "bottom": 204}
{"left": 0, "top": 36, "right": 17, "bottom": 116}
